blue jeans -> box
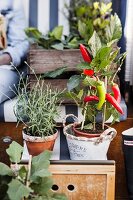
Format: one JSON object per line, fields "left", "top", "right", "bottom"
{"left": 0, "top": 66, "right": 20, "bottom": 104}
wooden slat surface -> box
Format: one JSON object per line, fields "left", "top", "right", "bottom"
{"left": 50, "top": 163, "right": 115, "bottom": 200}
{"left": 28, "top": 44, "right": 82, "bottom": 74}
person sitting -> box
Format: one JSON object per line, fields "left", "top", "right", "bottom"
{"left": 0, "top": 0, "right": 29, "bottom": 103}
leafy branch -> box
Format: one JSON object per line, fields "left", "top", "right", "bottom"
{"left": 0, "top": 141, "right": 68, "bottom": 200}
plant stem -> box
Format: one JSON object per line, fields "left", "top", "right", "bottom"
{"left": 93, "top": 115, "right": 96, "bottom": 131}
{"left": 26, "top": 155, "right": 32, "bottom": 187}
{"left": 111, "top": 67, "right": 121, "bottom": 83}
{"left": 81, "top": 102, "right": 88, "bottom": 130}
{"left": 102, "top": 76, "right": 107, "bottom": 130}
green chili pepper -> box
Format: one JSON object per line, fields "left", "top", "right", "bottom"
{"left": 96, "top": 81, "right": 106, "bottom": 110}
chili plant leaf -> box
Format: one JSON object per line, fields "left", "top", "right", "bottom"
{"left": 77, "top": 62, "right": 91, "bottom": 70}
{"left": 88, "top": 31, "right": 101, "bottom": 57}
{"left": 67, "top": 75, "right": 81, "bottom": 91}
{"left": 43, "top": 67, "right": 67, "bottom": 78}
{"left": 105, "top": 13, "right": 122, "bottom": 42}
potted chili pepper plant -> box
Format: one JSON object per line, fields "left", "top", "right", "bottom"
{"left": 63, "top": 27, "right": 126, "bottom": 160}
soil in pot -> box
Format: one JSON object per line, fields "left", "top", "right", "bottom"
{"left": 72, "top": 123, "right": 108, "bottom": 138}
{"left": 23, "top": 129, "right": 58, "bottom": 156}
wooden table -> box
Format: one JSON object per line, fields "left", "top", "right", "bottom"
{"left": 0, "top": 105, "right": 133, "bottom": 199}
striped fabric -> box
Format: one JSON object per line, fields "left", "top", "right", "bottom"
{"left": 22, "top": 0, "right": 70, "bottom": 35}
{"left": 0, "top": 97, "right": 127, "bottom": 122}
{"left": 125, "top": 0, "right": 133, "bottom": 85}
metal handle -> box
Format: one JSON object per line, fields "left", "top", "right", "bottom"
{"left": 63, "top": 114, "right": 79, "bottom": 127}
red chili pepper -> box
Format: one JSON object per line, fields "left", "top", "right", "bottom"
{"left": 84, "top": 95, "right": 99, "bottom": 103}
{"left": 112, "top": 83, "right": 121, "bottom": 103}
{"left": 83, "top": 69, "right": 94, "bottom": 76}
{"left": 80, "top": 44, "right": 92, "bottom": 63}
{"left": 106, "top": 93, "right": 124, "bottom": 115}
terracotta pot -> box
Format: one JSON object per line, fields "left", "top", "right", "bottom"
{"left": 72, "top": 124, "right": 107, "bottom": 138}
{"left": 22, "top": 129, "right": 58, "bottom": 156}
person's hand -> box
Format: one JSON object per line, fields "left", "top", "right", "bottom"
{"left": 0, "top": 53, "right": 12, "bottom": 66}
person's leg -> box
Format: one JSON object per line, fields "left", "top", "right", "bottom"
{"left": 0, "top": 67, "right": 20, "bottom": 103}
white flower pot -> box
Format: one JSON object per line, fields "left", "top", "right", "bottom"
{"left": 63, "top": 124, "right": 117, "bottom": 160}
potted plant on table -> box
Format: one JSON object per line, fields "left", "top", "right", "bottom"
{"left": 14, "top": 68, "right": 63, "bottom": 156}
{"left": 63, "top": 29, "right": 126, "bottom": 160}
{"left": 0, "top": 141, "right": 67, "bottom": 200}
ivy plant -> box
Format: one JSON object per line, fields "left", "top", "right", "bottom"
{"left": 0, "top": 141, "right": 68, "bottom": 200}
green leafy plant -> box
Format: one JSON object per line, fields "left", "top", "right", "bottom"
{"left": 66, "top": 27, "right": 126, "bottom": 131}
{"left": 25, "top": 26, "right": 64, "bottom": 50}
{"left": 0, "top": 141, "right": 67, "bottom": 200}
{"left": 65, "top": 1, "right": 121, "bottom": 44}
{"left": 13, "top": 65, "right": 63, "bottom": 137}
{"left": 25, "top": 2, "right": 122, "bottom": 50}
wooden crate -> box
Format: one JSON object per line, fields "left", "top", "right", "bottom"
{"left": 28, "top": 44, "right": 82, "bottom": 74}
{"left": 50, "top": 160, "right": 115, "bottom": 200}
{"left": 28, "top": 44, "right": 82, "bottom": 101}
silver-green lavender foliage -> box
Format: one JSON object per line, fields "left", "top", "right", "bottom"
{"left": 14, "top": 66, "right": 62, "bottom": 137}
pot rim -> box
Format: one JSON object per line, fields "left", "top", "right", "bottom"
{"left": 122, "top": 128, "right": 133, "bottom": 136}
{"left": 63, "top": 124, "right": 117, "bottom": 144}
{"left": 22, "top": 128, "right": 58, "bottom": 142}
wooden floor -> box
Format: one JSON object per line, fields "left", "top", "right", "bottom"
{"left": 0, "top": 103, "right": 133, "bottom": 199}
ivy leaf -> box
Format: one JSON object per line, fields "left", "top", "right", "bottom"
{"left": 6, "top": 141, "right": 23, "bottom": 163}
{"left": 0, "top": 163, "right": 13, "bottom": 176}
{"left": 67, "top": 75, "right": 81, "bottom": 91}
{"left": 78, "top": 20, "right": 88, "bottom": 40}
{"left": 31, "top": 177, "right": 53, "bottom": 195}
{"left": 68, "top": 37, "right": 79, "bottom": 49}
{"left": 7, "top": 179, "right": 32, "bottom": 200}
{"left": 43, "top": 67, "right": 67, "bottom": 78}
{"left": 88, "top": 31, "right": 102, "bottom": 57}
{"left": 25, "top": 27, "right": 42, "bottom": 39}
{"left": 105, "top": 13, "right": 122, "bottom": 42}
{"left": 50, "top": 26, "right": 63, "bottom": 40}
{"left": 51, "top": 43, "right": 64, "bottom": 50}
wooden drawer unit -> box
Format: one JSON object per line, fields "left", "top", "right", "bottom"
{"left": 50, "top": 160, "right": 115, "bottom": 200}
